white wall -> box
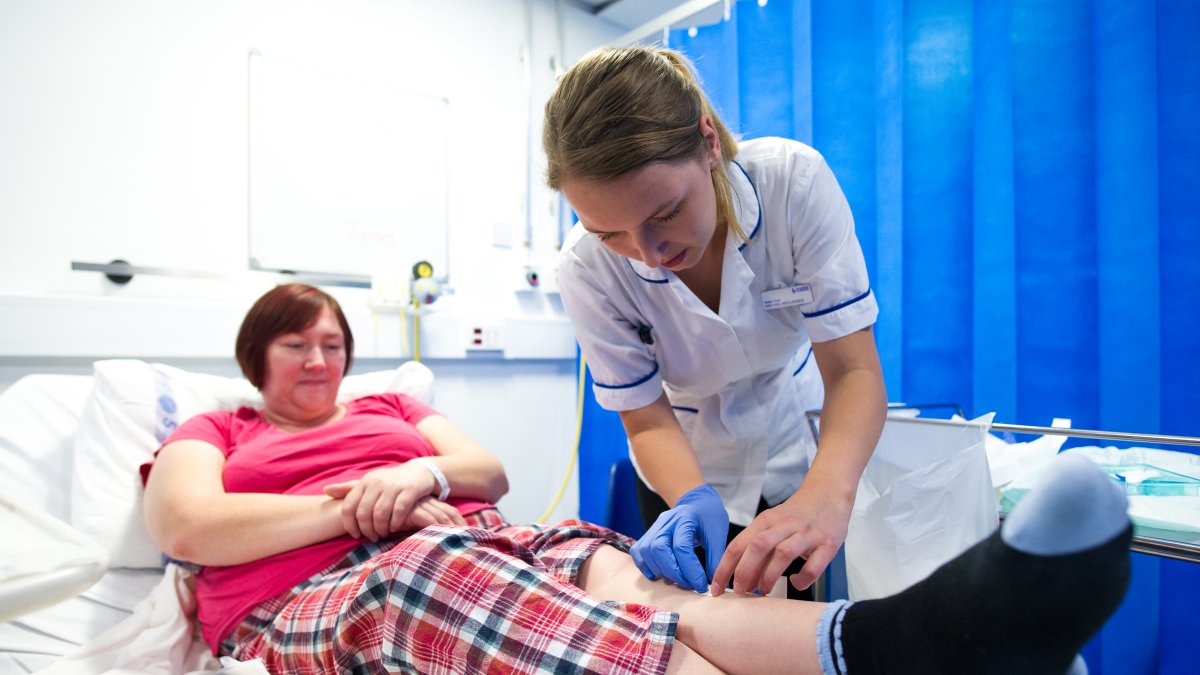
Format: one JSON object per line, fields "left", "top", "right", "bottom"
{"left": 0, "top": 0, "right": 617, "bottom": 303}
{"left": 0, "top": 0, "right": 624, "bottom": 523}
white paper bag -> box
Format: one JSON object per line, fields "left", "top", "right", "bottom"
{"left": 844, "top": 413, "right": 998, "bottom": 600}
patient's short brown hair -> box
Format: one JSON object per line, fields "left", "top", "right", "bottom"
{"left": 235, "top": 283, "right": 354, "bottom": 389}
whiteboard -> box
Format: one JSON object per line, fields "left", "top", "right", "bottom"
{"left": 248, "top": 52, "right": 449, "bottom": 279}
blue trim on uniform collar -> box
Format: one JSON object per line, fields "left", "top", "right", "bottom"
{"left": 731, "top": 160, "right": 762, "bottom": 251}
{"left": 593, "top": 363, "right": 660, "bottom": 389}
{"left": 802, "top": 288, "right": 873, "bottom": 318}
{"left": 625, "top": 258, "right": 669, "bottom": 283}
{"left": 671, "top": 405, "right": 699, "bottom": 414}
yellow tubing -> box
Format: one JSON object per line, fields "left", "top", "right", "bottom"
{"left": 538, "top": 355, "right": 586, "bottom": 523}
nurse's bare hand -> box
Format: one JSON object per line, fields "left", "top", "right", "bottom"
{"left": 324, "top": 463, "right": 437, "bottom": 541}
{"left": 710, "top": 485, "right": 852, "bottom": 596}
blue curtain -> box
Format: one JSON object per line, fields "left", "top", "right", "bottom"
{"left": 663, "top": 1, "right": 1198, "bottom": 672}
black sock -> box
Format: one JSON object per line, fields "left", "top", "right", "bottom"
{"left": 819, "top": 452, "right": 1134, "bottom": 674}
{"left": 827, "top": 524, "right": 1131, "bottom": 674}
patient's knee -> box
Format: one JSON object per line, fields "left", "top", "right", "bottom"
{"left": 374, "top": 524, "right": 529, "bottom": 577}
{"left": 383, "top": 525, "right": 483, "bottom": 563}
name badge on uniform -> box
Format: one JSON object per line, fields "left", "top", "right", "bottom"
{"left": 761, "top": 284, "right": 814, "bottom": 310}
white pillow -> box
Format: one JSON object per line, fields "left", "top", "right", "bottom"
{"left": 70, "top": 359, "right": 435, "bottom": 569}
{"left": 338, "top": 362, "right": 433, "bottom": 405}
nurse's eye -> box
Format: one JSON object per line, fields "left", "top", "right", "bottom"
{"left": 654, "top": 205, "right": 682, "bottom": 223}
{"left": 595, "top": 231, "right": 621, "bottom": 243}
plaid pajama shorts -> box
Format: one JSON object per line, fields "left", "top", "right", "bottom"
{"left": 221, "top": 510, "right": 677, "bottom": 674}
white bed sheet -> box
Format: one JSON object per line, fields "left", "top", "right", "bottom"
{"left": 1, "top": 495, "right": 110, "bottom": 623}
{"left": 0, "top": 569, "right": 161, "bottom": 674}
{"left": 0, "top": 373, "right": 192, "bottom": 674}
{"left": 29, "top": 563, "right": 236, "bottom": 675}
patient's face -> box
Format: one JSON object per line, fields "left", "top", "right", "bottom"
{"left": 260, "top": 305, "right": 346, "bottom": 424}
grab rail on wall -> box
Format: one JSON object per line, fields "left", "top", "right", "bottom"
{"left": 71, "top": 260, "right": 372, "bottom": 288}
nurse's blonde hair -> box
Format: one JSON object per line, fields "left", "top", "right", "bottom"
{"left": 542, "top": 47, "right": 747, "bottom": 243}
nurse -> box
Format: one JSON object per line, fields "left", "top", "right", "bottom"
{"left": 544, "top": 46, "right": 887, "bottom": 598}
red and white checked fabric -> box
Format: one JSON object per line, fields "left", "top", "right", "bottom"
{"left": 222, "top": 510, "right": 677, "bottom": 674}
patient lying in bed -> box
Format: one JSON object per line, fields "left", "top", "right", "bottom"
{"left": 139, "top": 283, "right": 1132, "bottom": 674}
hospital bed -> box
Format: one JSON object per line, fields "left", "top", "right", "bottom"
{"left": 0, "top": 360, "right": 435, "bottom": 674}
{"left": 3, "top": 364, "right": 1198, "bottom": 674}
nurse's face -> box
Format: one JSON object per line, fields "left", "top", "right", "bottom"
{"left": 561, "top": 118, "right": 723, "bottom": 271}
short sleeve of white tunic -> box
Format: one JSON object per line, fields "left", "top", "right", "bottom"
{"left": 557, "top": 138, "right": 877, "bottom": 414}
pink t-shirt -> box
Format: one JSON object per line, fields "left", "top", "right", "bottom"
{"left": 141, "top": 393, "right": 494, "bottom": 652}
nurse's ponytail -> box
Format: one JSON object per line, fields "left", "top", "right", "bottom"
{"left": 543, "top": 47, "right": 746, "bottom": 243}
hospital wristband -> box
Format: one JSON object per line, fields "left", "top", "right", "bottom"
{"left": 412, "top": 457, "right": 451, "bottom": 501}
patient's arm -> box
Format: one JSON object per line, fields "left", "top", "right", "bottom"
{"left": 322, "top": 462, "right": 468, "bottom": 541}
{"left": 321, "top": 413, "right": 509, "bottom": 541}
{"left": 143, "top": 439, "right": 346, "bottom": 566}
{"left": 414, "top": 414, "right": 510, "bottom": 502}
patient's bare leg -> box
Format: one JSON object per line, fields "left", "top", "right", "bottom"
{"left": 660, "top": 641, "right": 724, "bottom": 675}
{"left": 579, "top": 454, "right": 1132, "bottom": 675}
{"left": 578, "top": 545, "right": 824, "bottom": 675}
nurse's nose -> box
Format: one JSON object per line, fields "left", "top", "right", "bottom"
{"left": 632, "top": 226, "right": 667, "bottom": 268}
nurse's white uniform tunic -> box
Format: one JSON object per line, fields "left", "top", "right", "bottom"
{"left": 558, "top": 137, "right": 878, "bottom": 526}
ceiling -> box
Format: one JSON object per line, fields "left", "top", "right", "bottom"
{"left": 567, "top": 0, "right": 727, "bottom": 41}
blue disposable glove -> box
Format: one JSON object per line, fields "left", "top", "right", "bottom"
{"left": 629, "top": 484, "right": 730, "bottom": 593}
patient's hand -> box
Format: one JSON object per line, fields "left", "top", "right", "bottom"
{"left": 324, "top": 464, "right": 464, "bottom": 541}
{"left": 406, "top": 496, "right": 467, "bottom": 530}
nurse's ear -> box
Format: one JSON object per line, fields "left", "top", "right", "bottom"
{"left": 699, "top": 115, "right": 722, "bottom": 168}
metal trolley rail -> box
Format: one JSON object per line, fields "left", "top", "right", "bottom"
{"left": 806, "top": 408, "right": 1200, "bottom": 564}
